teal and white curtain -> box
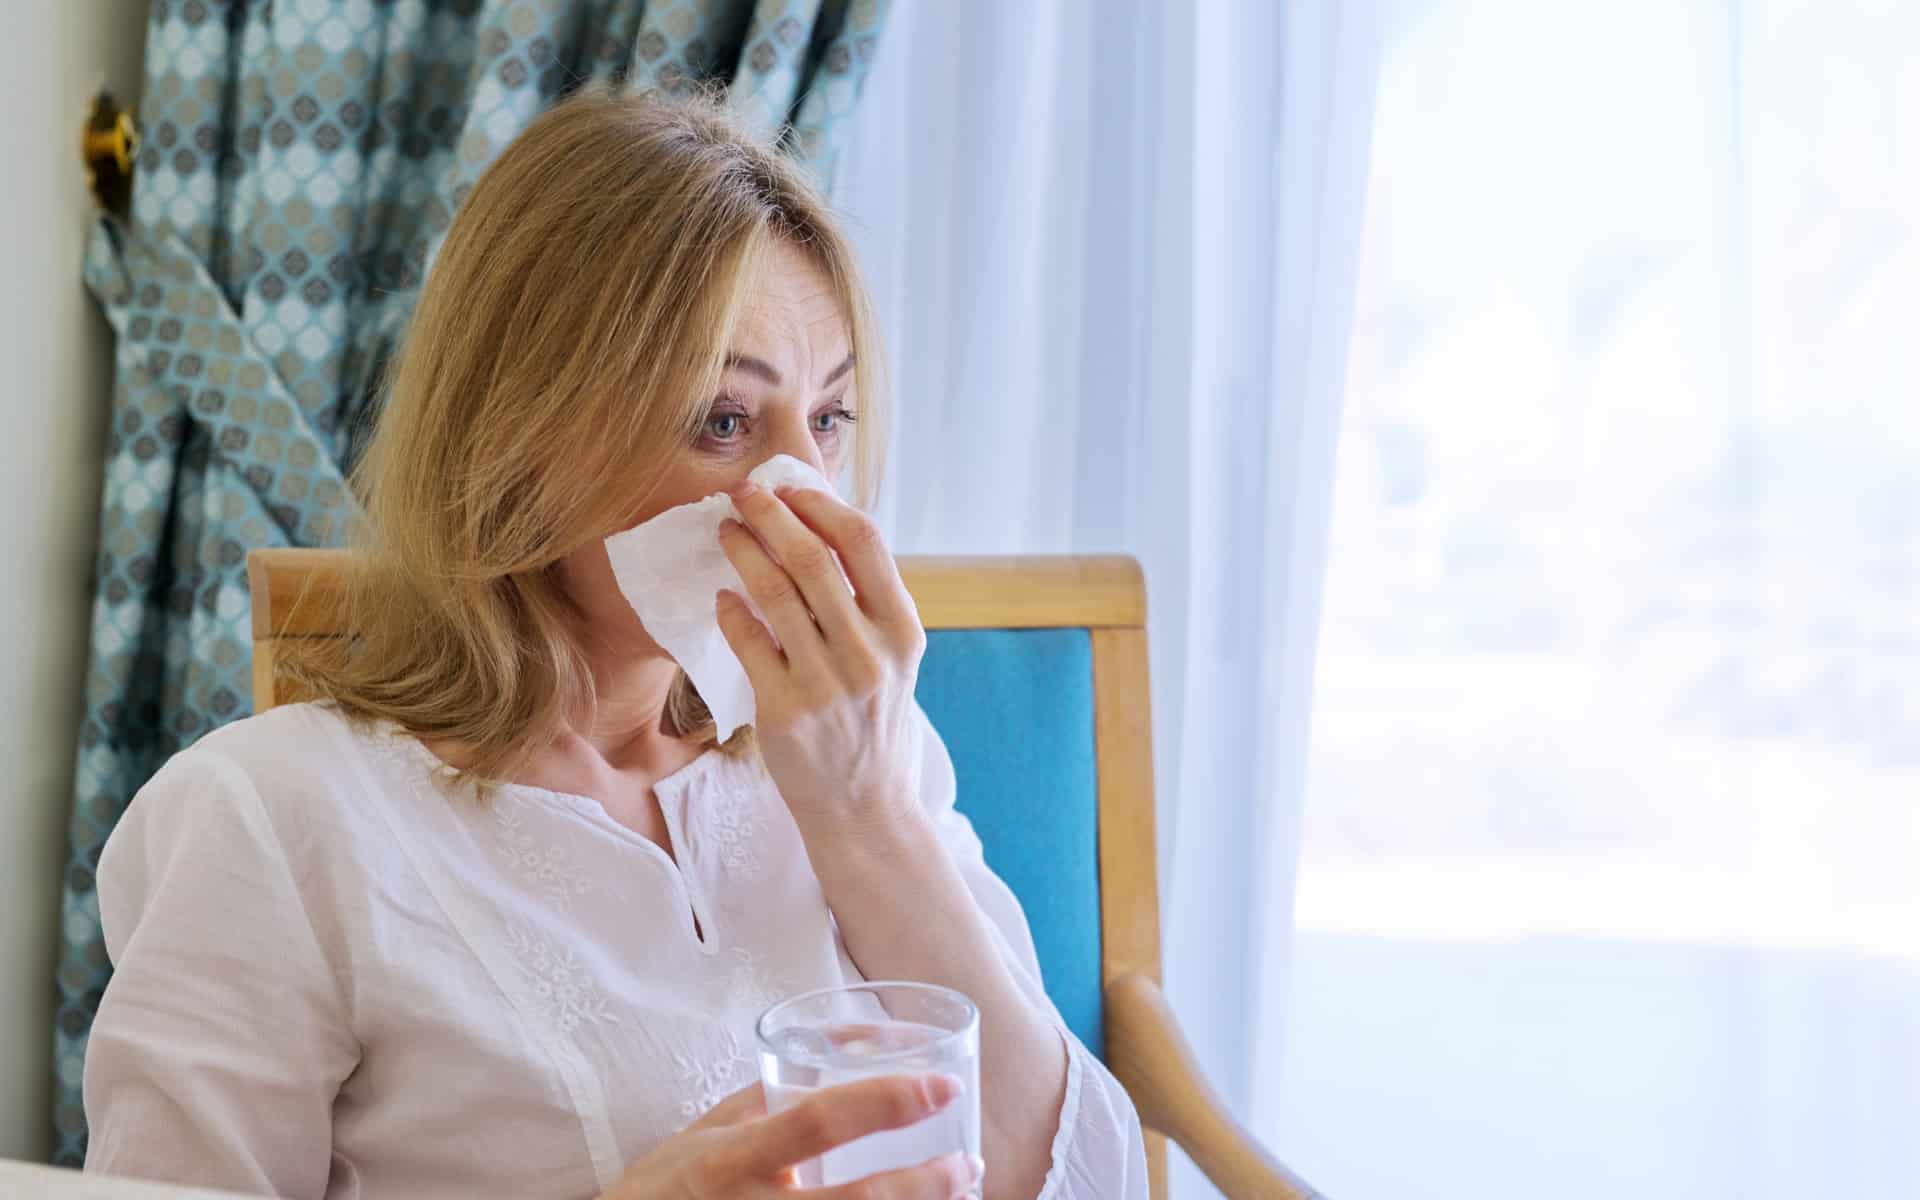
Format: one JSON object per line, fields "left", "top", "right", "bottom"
{"left": 55, "top": 0, "right": 891, "bottom": 1166}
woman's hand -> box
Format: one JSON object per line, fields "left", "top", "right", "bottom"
{"left": 715, "top": 480, "right": 1072, "bottom": 1200}
{"left": 715, "top": 481, "right": 927, "bottom": 839}
{"left": 602, "top": 1075, "right": 981, "bottom": 1200}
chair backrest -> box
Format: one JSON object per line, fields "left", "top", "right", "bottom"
{"left": 247, "top": 549, "right": 1167, "bottom": 1186}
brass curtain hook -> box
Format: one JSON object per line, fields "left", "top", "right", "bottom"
{"left": 82, "top": 91, "right": 139, "bottom": 213}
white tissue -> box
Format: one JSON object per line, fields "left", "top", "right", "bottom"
{"left": 603, "top": 454, "right": 835, "bottom": 743}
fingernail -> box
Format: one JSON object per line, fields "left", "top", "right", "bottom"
{"left": 729, "top": 479, "right": 758, "bottom": 499}
{"left": 718, "top": 517, "right": 743, "bottom": 537}
{"left": 966, "top": 1153, "right": 986, "bottom": 1185}
{"left": 926, "top": 1072, "right": 963, "bottom": 1108}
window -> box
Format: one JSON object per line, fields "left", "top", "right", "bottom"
{"left": 1278, "top": 3, "right": 1920, "bottom": 1196}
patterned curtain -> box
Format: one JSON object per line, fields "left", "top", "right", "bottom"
{"left": 53, "top": 0, "right": 892, "bottom": 1166}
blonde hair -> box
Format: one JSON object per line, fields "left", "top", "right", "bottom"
{"left": 284, "top": 86, "right": 886, "bottom": 783}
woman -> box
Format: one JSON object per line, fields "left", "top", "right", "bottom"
{"left": 81, "top": 89, "right": 1146, "bottom": 1200}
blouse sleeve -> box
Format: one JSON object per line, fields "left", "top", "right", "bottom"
{"left": 912, "top": 706, "right": 1151, "bottom": 1200}
{"left": 84, "top": 747, "right": 359, "bottom": 1197}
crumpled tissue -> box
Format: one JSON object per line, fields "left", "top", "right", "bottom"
{"left": 603, "top": 454, "right": 834, "bottom": 742}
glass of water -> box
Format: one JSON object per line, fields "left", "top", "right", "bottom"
{"left": 757, "top": 981, "right": 981, "bottom": 1191}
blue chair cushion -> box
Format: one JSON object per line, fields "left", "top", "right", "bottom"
{"left": 915, "top": 628, "right": 1104, "bottom": 1057}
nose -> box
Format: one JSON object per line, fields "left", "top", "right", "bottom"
{"left": 761, "top": 413, "right": 826, "bottom": 476}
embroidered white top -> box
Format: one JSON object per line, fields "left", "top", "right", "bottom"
{"left": 82, "top": 702, "right": 1147, "bottom": 1199}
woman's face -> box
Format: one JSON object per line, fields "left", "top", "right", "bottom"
{"left": 648, "top": 238, "right": 859, "bottom": 509}
{"left": 562, "top": 239, "right": 858, "bottom": 653}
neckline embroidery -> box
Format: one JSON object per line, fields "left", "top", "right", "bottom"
{"left": 494, "top": 801, "right": 594, "bottom": 913}
{"left": 704, "top": 783, "right": 766, "bottom": 877}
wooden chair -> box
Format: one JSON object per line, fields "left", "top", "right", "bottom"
{"left": 247, "top": 548, "right": 1319, "bottom": 1200}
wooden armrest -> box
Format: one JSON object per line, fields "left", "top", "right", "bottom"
{"left": 1105, "top": 972, "right": 1324, "bottom": 1200}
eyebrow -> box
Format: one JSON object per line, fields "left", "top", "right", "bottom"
{"left": 723, "top": 352, "right": 856, "bottom": 389}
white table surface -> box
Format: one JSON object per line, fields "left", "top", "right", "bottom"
{"left": 0, "top": 1160, "right": 261, "bottom": 1198}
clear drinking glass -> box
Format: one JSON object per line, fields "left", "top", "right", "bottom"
{"left": 757, "top": 981, "right": 981, "bottom": 1191}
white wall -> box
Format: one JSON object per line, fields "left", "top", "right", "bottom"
{"left": 0, "top": 3, "right": 146, "bottom": 1164}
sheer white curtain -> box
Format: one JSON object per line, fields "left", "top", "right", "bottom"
{"left": 1272, "top": 2, "right": 1920, "bottom": 1198}
{"left": 841, "top": 1, "right": 1920, "bottom": 1197}
{"left": 834, "top": 2, "right": 1381, "bottom": 1196}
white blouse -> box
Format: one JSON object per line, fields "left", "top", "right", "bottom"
{"left": 82, "top": 702, "right": 1146, "bottom": 1199}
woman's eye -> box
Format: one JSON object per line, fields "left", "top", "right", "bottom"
{"left": 705, "top": 413, "right": 744, "bottom": 440}
{"left": 811, "top": 406, "right": 857, "bottom": 435}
